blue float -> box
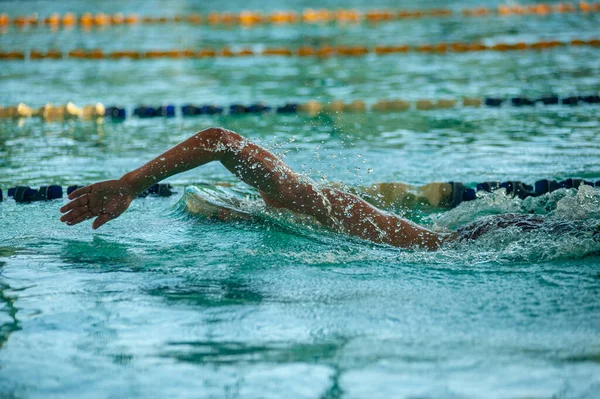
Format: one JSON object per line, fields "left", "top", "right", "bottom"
{"left": 561, "top": 96, "right": 579, "bottom": 106}
{"left": 499, "top": 181, "right": 535, "bottom": 198}
{"left": 247, "top": 104, "right": 271, "bottom": 113}
{"left": 67, "top": 185, "right": 83, "bottom": 195}
{"left": 158, "top": 104, "right": 176, "bottom": 117}
{"left": 499, "top": 181, "right": 513, "bottom": 193}
{"left": 201, "top": 105, "right": 223, "bottom": 115}
{"left": 8, "top": 185, "right": 63, "bottom": 202}
{"left": 105, "top": 106, "right": 126, "bottom": 119}
{"left": 133, "top": 106, "right": 159, "bottom": 118}
{"left": 537, "top": 96, "right": 559, "bottom": 105}
{"left": 229, "top": 104, "right": 247, "bottom": 114}
{"left": 462, "top": 188, "right": 476, "bottom": 201}
{"left": 534, "top": 179, "right": 559, "bottom": 195}
{"left": 476, "top": 182, "right": 500, "bottom": 192}
{"left": 138, "top": 183, "right": 174, "bottom": 198}
{"left": 559, "top": 178, "right": 594, "bottom": 189}
{"left": 511, "top": 98, "right": 535, "bottom": 106}
{"left": 484, "top": 98, "right": 503, "bottom": 107}
{"left": 9, "top": 186, "right": 37, "bottom": 203}
{"left": 36, "top": 185, "right": 63, "bottom": 200}
{"left": 182, "top": 104, "right": 201, "bottom": 116}
{"left": 580, "top": 95, "right": 600, "bottom": 104}
{"left": 148, "top": 183, "right": 174, "bottom": 196}
{"left": 564, "top": 178, "right": 579, "bottom": 188}
{"left": 448, "top": 182, "right": 465, "bottom": 207}
{"left": 513, "top": 182, "right": 535, "bottom": 198}
{"left": 276, "top": 103, "right": 298, "bottom": 113}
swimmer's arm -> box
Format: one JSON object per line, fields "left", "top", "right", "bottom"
{"left": 322, "top": 188, "right": 446, "bottom": 250}
{"left": 60, "top": 127, "right": 335, "bottom": 229}
{"left": 59, "top": 127, "right": 445, "bottom": 249}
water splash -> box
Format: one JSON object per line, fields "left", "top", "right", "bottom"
{"left": 433, "top": 186, "right": 600, "bottom": 262}
{"left": 178, "top": 184, "right": 600, "bottom": 264}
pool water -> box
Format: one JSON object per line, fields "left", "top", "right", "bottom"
{"left": 1, "top": 0, "right": 600, "bottom": 398}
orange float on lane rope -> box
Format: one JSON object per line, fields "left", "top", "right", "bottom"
{"left": 298, "top": 101, "right": 322, "bottom": 115}
{"left": 436, "top": 99, "right": 457, "bottom": 109}
{"left": 62, "top": 13, "right": 75, "bottom": 26}
{"left": 197, "top": 48, "right": 216, "bottom": 57}
{"left": 44, "top": 13, "right": 60, "bottom": 25}
{"left": 82, "top": 103, "right": 105, "bottom": 119}
{"left": 30, "top": 49, "right": 62, "bottom": 59}
{"left": 345, "top": 100, "right": 366, "bottom": 112}
{"left": 336, "top": 46, "right": 369, "bottom": 56}
{"left": 326, "top": 100, "right": 345, "bottom": 113}
{"left": 416, "top": 100, "right": 434, "bottom": 110}
{"left": 3, "top": 38, "right": 599, "bottom": 63}
{"left": 297, "top": 46, "right": 316, "bottom": 56}
{"left": 124, "top": 14, "right": 139, "bottom": 24}
{"left": 85, "top": 49, "right": 105, "bottom": 59}
{"left": 4, "top": 4, "right": 600, "bottom": 32}
{"left": 269, "top": 11, "right": 298, "bottom": 24}
{"left": 93, "top": 13, "right": 111, "bottom": 25}
{"left": 316, "top": 46, "right": 335, "bottom": 57}
{"left": 110, "top": 51, "right": 141, "bottom": 59}
{"left": 262, "top": 48, "right": 293, "bottom": 56}
{"left": 463, "top": 97, "right": 482, "bottom": 107}
{"left": 334, "top": 9, "right": 360, "bottom": 22}
{"left": 237, "top": 48, "right": 254, "bottom": 56}
{"left": 366, "top": 10, "right": 394, "bottom": 22}
{"left": 111, "top": 13, "right": 125, "bottom": 24}
{"left": 240, "top": 11, "right": 262, "bottom": 25}
{"left": 0, "top": 51, "right": 25, "bottom": 59}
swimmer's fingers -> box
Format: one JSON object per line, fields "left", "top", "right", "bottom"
{"left": 65, "top": 209, "right": 94, "bottom": 226}
{"left": 92, "top": 214, "right": 113, "bottom": 230}
{"left": 68, "top": 185, "right": 92, "bottom": 200}
{"left": 60, "top": 204, "right": 92, "bottom": 224}
{"left": 91, "top": 201, "right": 128, "bottom": 229}
{"left": 60, "top": 194, "right": 90, "bottom": 214}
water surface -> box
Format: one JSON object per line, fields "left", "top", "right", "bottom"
{"left": 1, "top": 0, "right": 600, "bottom": 398}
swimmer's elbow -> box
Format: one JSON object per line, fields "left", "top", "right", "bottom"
{"left": 195, "top": 127, "right": 245, "bottom": 152}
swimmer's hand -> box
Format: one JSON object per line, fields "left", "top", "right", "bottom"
{"left": 59, "top": 179, "right": 135, "bottom": 229}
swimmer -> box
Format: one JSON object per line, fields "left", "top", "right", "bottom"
{"left": 58, "top": 128, "right": 588, "bottom": 250}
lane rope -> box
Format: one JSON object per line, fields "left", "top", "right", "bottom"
{"left": 1, "top": 95, "right": 599, "bottom": 120}
{"left": 2, "top": 39, "right": 599, "bottom": 60}
{"left": 1, "top": 2, "right": 599, "bottom": 29}
{"left": 2, "top": 180, "right": 598, "bottom": 209}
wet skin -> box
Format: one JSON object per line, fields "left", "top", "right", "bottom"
{"left": 59, "top": 127, "right": 447, "bottom": 250}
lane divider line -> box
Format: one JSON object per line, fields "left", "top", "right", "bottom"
{"left": 2, "top": 180, "right": 598, "bottom": 210}
{"left": 1, "top": 95, "right": 599, "bottom": 120}
{"left": 2, "top": 39, "right": 599, "bottom": 60}
{"left": 1, "top": 3, "right": 599, "bottom": 30}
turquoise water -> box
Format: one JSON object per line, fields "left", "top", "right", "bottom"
{"left": 1, "top": 0, "right": 600, "bottom": 398}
